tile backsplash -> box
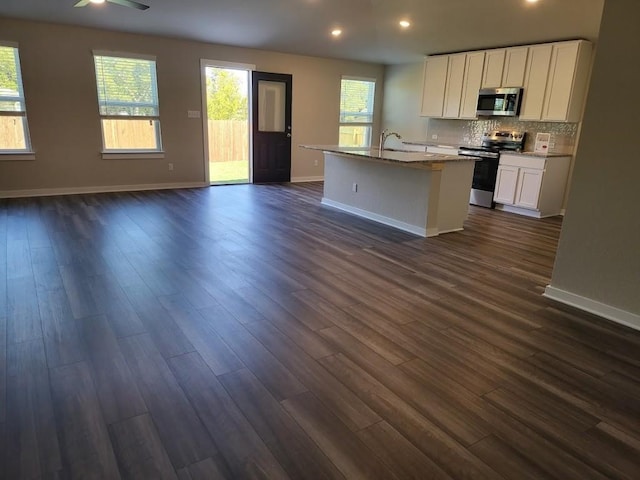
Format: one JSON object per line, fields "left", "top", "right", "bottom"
{"left": 426, "top": 118, "right": 579, "bottom": 154}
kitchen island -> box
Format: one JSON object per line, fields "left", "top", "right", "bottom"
{"left": 302, "top": 146, "right": 478, "bottom": 237}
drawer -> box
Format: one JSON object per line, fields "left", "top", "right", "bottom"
{"left": 427, "top": 145, "right": 459, "bottom": 155}
{"left": 401, "top": 144, "right": 428, "bottom": 152}
{"left": 499, "top": 154, "right": 546, "bottom": 170}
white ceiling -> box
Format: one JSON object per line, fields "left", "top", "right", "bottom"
{"left": 0, "top": 0, "right": 605, "bottom": 64}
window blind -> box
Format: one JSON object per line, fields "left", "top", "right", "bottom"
{"left": 0, "top": 45, "right": 26, "bottom": 114}
{"left": 94, "top": 54, "right": 159, "bottom": 117}
{"left": 339, "top": 78, "right": 375, "bottom": 124}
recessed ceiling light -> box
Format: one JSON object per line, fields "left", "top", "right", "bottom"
{"left": 399, "top": 20, "right": 411, "bottom": 28}
{"left": 526, "top": 0, "right": 539, "bottom": 3}
{"left": 331, "top": 29, "right": 342, "bottom": 37}
{"left": 90, "top": 0, "right": 106, "bottom": 3}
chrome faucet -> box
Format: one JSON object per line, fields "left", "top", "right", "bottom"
{"left": 379, "top": 128, "right": 402, "bottom": 156}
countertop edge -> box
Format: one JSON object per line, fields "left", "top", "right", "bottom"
{"left": 300, "top": 145, "right": 478, "bottom": 165}
{"left": 402, "top": 140, "right": 571, "bottom": 158}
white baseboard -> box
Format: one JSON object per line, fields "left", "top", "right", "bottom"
{"left": 291, "top": 176, "right": 324, "bottom": 183}
{"left": 543, "top": 285, "right": 640, "bottom": 331}
{"left": 321, "top": 197, "right": 428, "bottom": 237}
{"left": 497, "top": 204, "right": 543, "bottom": 218}
{"left": 435, "top": 227, "right": 464, "bottom": 236}
{"left": 0, "top": 182, "right": 207, "bottom": 199}
{"left": 497, "top": 204, "right": 567, "bottom": 218}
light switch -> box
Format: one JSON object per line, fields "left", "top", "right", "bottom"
{"left": 188, "top": 110, "right": 201, "bottom": 118}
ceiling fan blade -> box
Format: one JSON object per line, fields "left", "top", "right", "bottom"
{"left": 73, "top": 0, "right": 92, "bottom": 7}
{"left": 108, "top": 0, "right": 150, "bottom": 10}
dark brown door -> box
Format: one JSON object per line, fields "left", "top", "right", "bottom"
{"left": 252, "top": 71, "right": 292, "bottom": 183}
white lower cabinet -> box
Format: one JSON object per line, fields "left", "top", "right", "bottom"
{"left": 515, "top": 168, "right": 544, "bottom": 209}
{"left": 493, "top": 154, "right": 571, "bottom": 217}
{"left": 493, "top": 165, "right": 519, "bottom": 204}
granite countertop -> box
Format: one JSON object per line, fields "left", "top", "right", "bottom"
{"left": 402, "top": 140, "right": 570, "bottom": 158}
{"left": 301, "top": 145, "right": 478, "bottom": 165}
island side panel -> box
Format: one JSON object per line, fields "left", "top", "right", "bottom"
{"left": 321, "top": 153, "right": 434, "bottom": 236}
{"left": 435, "top": 161, "right": 476, "bottom": 234}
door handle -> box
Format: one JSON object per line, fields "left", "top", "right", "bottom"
{"left": 286, "top": 133, "right": 292, "bottom": 138}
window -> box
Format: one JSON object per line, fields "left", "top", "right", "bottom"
{"left": 93, "top": 52, "right": 161, "bottom": 153}
{"left": 339, "top": 77, "right": 376, "bottom": 148}
{"left": 0, "top": 43, "right": 32, "bottom": 152}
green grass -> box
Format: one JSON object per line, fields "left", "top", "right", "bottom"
{"left": 210, "top": 160, "right": 249, "bottom": 184}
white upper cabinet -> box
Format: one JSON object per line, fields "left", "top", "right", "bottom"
{"left": 482, "top": 47, "right": 528, "bottom": 88}
{"left": 421, "top": 52, "right": 485, "bottom": 120}
{"left": 482, "top": 49, "right": 506, "bottom": 88}
{"left": 420, "top": 55, "right": 449, "bottom": 117}
{"left": 460, "top": 51, "right": 485, "bottom": 119}
{"left": 419, "top": 40, "right": 591, "bottom": 122}
{"left": 519, "top": 44, "right": 554, "bottom": 120}
{"left": 542, "top": 40, "right": 593, "bottom": 122}
{"left": 520, "top": 40, "right": 593, "bottom": 122}
{"left": 443, "top": 53, "right": 466, "bottom": 118}
{"left": 502, "top": 47, "right": 529, "bottom": 87}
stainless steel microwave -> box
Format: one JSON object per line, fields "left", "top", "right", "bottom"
{"left": 476, "top": 87, "right": 523, "bottom": 117}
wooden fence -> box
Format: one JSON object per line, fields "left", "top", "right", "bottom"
{"left": 208, "top": 120, "right": 248, "bottom": 163}
{"left": 0, "top": 118, "right": 248, "bottom": 159}
{"left": 0, "top": 116, "right": 27, "bottom": 149}
{"left": 101, "top": 119, "right": 249, "bottom": 160}
{"left": 102, "top": 119, "right": 157, "bottom": 149}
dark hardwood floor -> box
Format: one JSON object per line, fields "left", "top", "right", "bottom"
{"left": 1, "top": 182, "right": 639, "bottom": 479}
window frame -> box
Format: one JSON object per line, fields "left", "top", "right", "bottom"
{"left": 0, "top": 41, "right": 35, "bottom": 159}
{"left": 338, "top": 75, "right": 376, "bottom": 149}
{"left": 92, "top": 50, "right": 163, "bottom": 158}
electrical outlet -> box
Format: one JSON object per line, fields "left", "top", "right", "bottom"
{"left": 431, "top": 134, "right": 438, "bottom": 140}
{"left": 548, "top": 142, "right": 556, "bottom": 149}
{"left": 314, "top": 159, "right": 318, "bottom": 167}
{"left": 168, "top": 163, "right": 174, "bottom": 171}
{"left": 352, "top": 183, "right": 358, "bottom": 192}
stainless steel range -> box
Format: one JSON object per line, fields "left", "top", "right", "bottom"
{"left": 458, "top": 130, "right": 526, "bottom": 208}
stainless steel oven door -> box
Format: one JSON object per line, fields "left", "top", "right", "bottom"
{"left": 472, "top": 157, "right": 499, "bottom": 191}
{"left": 469, "top": 157, "right": 500, "bottom": 208}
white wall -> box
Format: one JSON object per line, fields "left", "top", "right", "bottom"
{"left": 381, "top": 62, "right": 428, "bottom": 143}
{"left": 0, "top": 18, "right": 385, "bottom": 193}
{"left": 545, "top": 0, "right": 640, "bottom": 325}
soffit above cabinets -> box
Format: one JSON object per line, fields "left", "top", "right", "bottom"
{"left": 0, "top": 0, "right": 604, "bottom": 65}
